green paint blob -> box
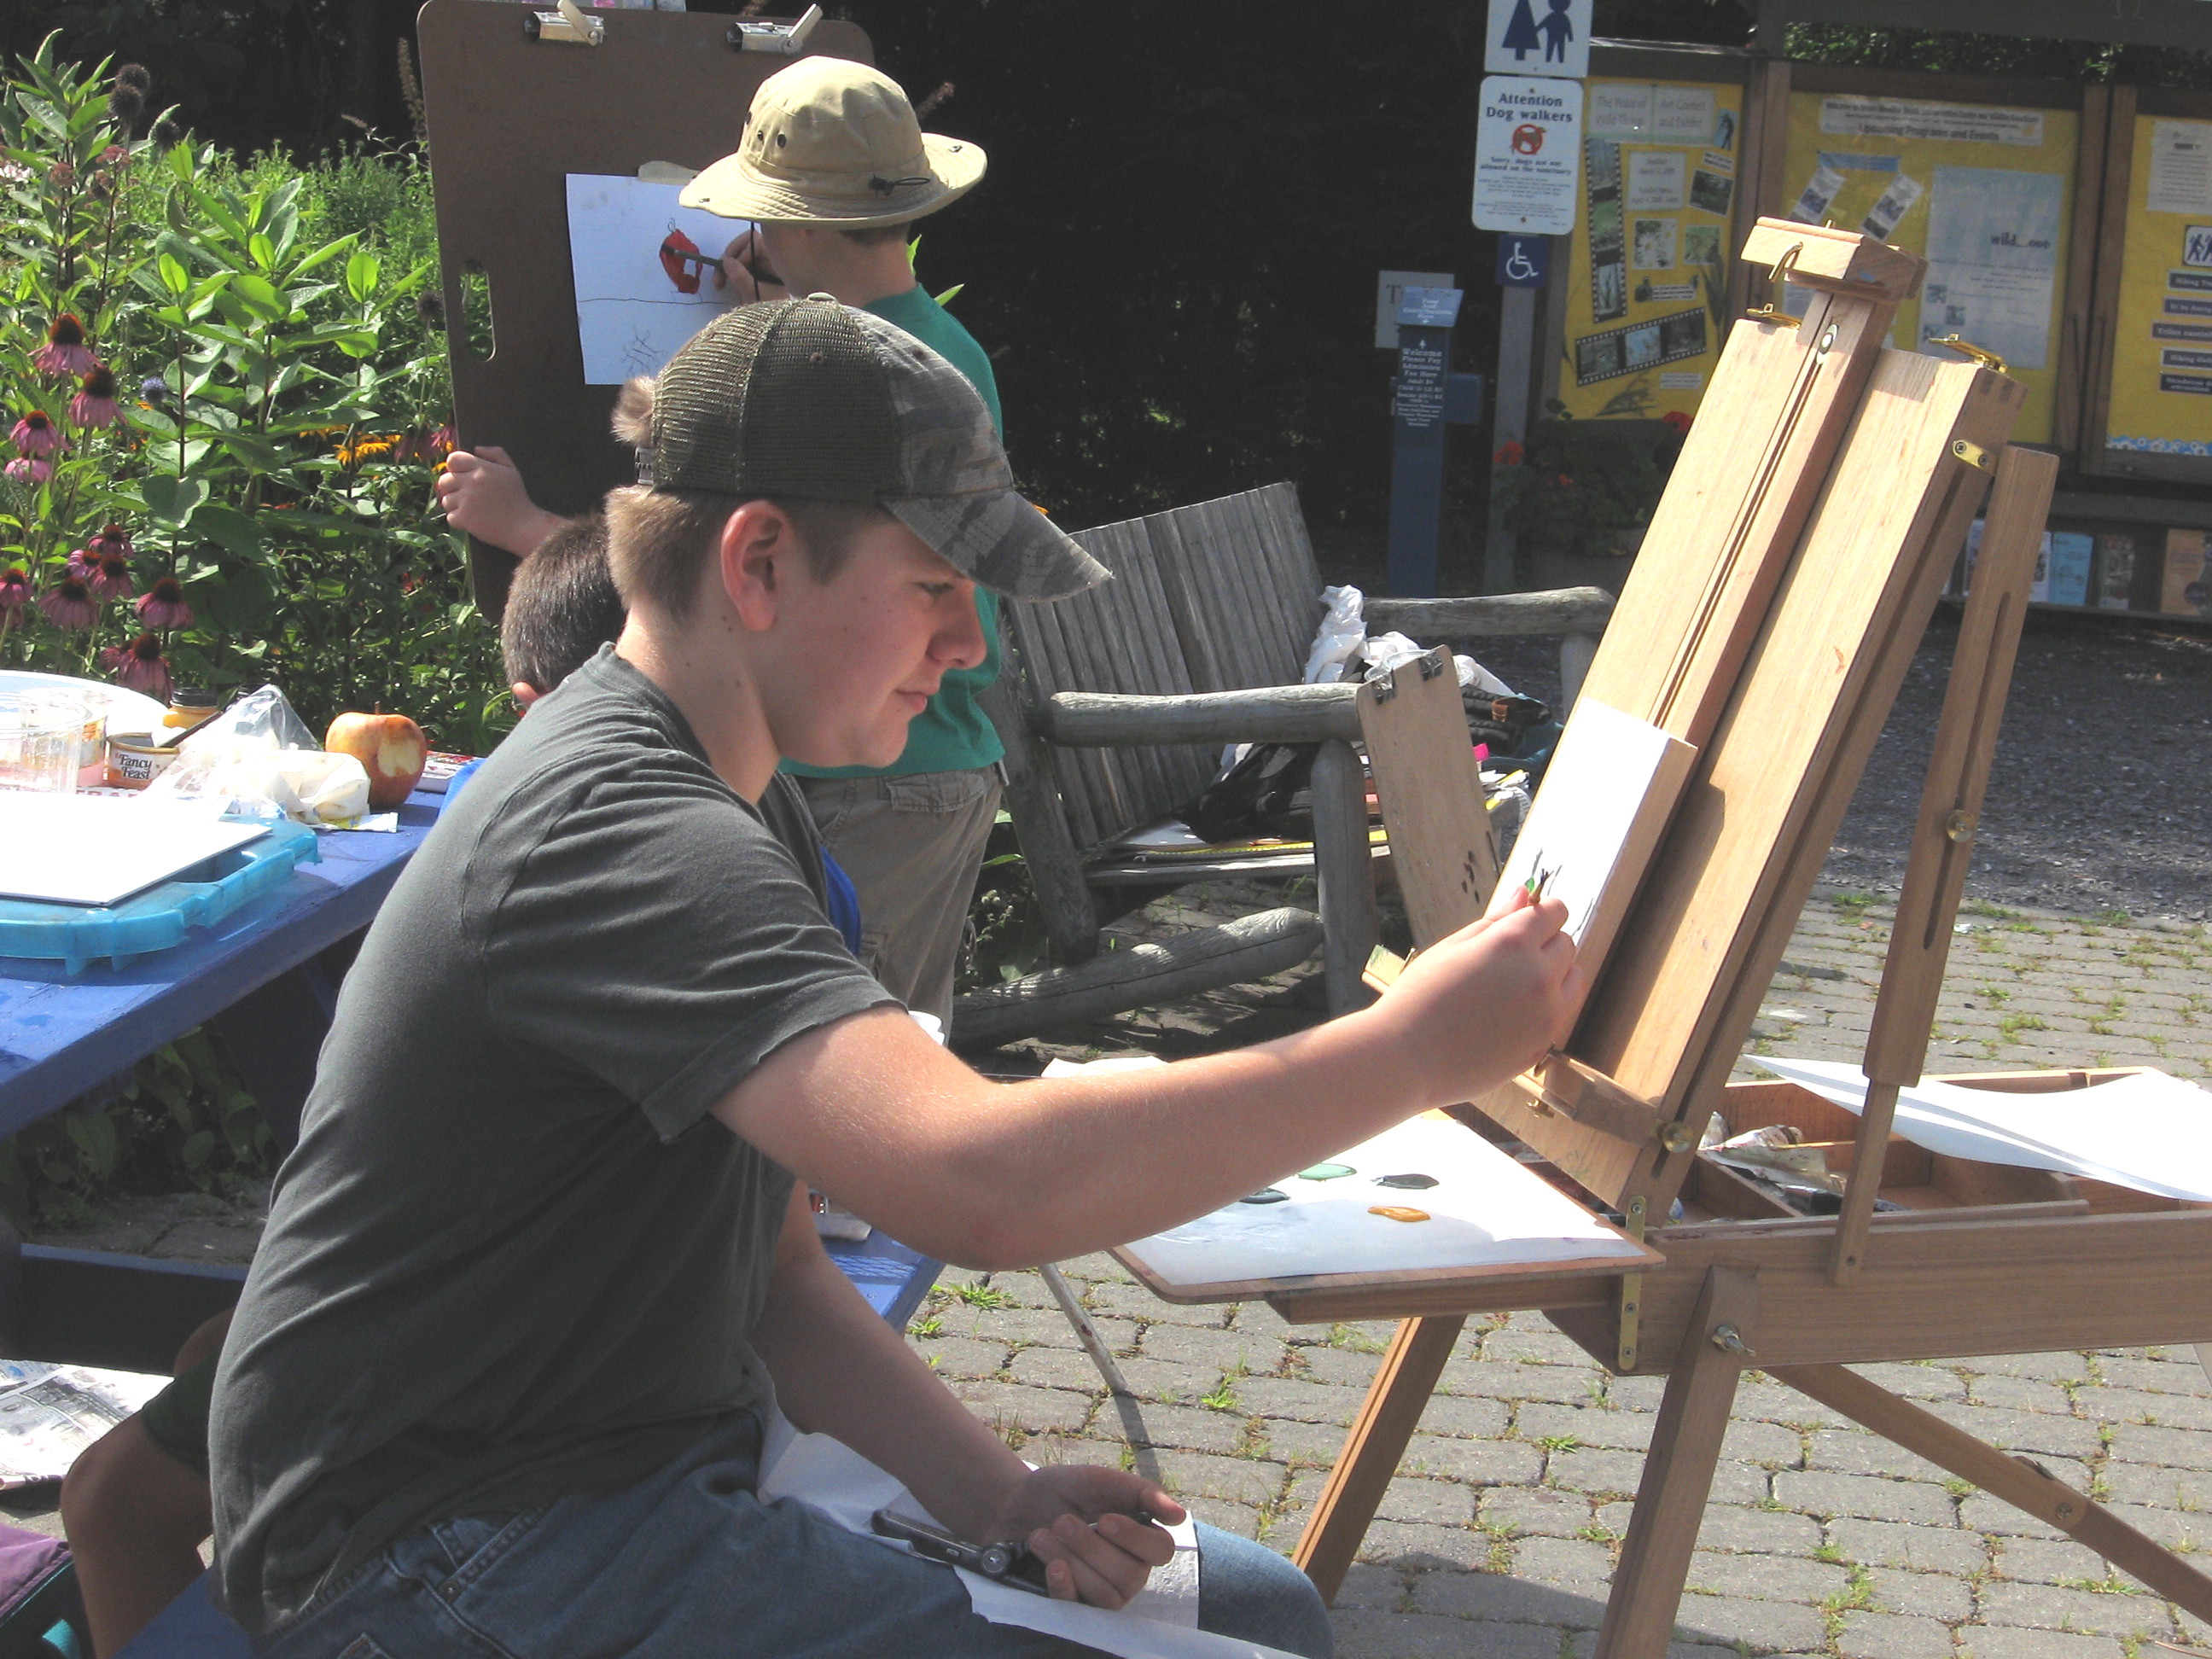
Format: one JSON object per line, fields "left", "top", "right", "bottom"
{"left": 1297, "top": 1163, "right": 1355, "bottom": 1181}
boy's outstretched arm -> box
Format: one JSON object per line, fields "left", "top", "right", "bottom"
{"left": 716, "top": 894, "right": 1584, "bottom": 1272}
{"left": 435, "top": 445, "right": 569, "bottom": 558}
{"left": 750, "top": 1186, "right": 1182, "bottom": 1608}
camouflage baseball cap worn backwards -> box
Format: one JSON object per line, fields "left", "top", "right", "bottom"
{"left": 645, "top": 296, "right": 1107, "bottom": 602}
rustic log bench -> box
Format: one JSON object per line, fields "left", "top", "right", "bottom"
{"left": 952, "top": 482, "right": 1612, "bottom": 1048}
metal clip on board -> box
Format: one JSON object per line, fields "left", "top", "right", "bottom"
{"left": 728, "top": 4, "right": 823, "bottom": 52}
{"left": 523, "top": 0, "right": 603, "bottom": 46}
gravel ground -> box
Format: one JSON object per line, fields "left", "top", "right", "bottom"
{"left": 1463, "top": 608, "right": 2212, "bottom": 925}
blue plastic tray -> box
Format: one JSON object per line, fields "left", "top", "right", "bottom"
{"left": 0, "top": 818, "right": 320, "bottom": 975}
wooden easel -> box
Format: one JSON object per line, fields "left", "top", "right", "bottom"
{"left": 1111, "top": 220, "right": 2212, "bottom": 1656}
{"left": 416, "top": 0, "right": 871, "bottom": 616}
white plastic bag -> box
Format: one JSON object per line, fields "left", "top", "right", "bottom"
{"left": 144, "top": 747, "right": 372, "bottom": 828}
{"left": 164, "top": 684, "right": 317, "bottom": 753}
{"left": 1455, "top": 654, "right": 1516, "bottom": 698}
{"left": 1301, "top": 585, "right": 1365, "bottom": 684}
{"left": 1357, "top": 631, "right": 1425, "bottom": 679}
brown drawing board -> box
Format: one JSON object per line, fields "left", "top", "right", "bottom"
{"left": 415, "top": 0, "right": 873, "bottom": 616}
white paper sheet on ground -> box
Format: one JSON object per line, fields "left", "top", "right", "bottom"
{"left": 1748, "top": 1056, "right": 2212, "bottom": 1202}
{"left": 565, "top": 174, "right": 755, "bottom": 384}
{"left": 1121, "top": 1113, "right": 1648, "bottom": 1292}
{"left": 752, "top": 1406, "right": 1305, "bottom": 1659}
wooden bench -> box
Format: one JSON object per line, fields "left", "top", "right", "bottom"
{"left": 953, "top": 482, "right": 1613, "bottom": 1045}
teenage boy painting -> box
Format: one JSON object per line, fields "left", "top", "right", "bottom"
{"left": 210, "top": 300, "right": 1584, "bottom": 1657}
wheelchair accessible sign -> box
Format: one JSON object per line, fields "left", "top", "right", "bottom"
{"left": 1472, "top": 77, "right": 1582, "bottom": 236}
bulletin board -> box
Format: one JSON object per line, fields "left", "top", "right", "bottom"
{"left": 1773, "top": 69, "right": 2102, "bottom": 449}
{"left": 1555, "top": 60, "right": 1750, "bottom": 422}
{"left": 2082, "top": 88, "right": 2212, "bottom": 486}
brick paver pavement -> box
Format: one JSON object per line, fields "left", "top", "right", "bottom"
{"left": 30, "top": 889, "right": 2212, "bottom": 1657}
{"left": 917, "top": 889, "right": 2212, "bottom": 1659}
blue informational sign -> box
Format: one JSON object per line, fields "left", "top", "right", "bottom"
{"left": 1387, "top": 287, "right": 1484, "bottom": 597}
{"left": 1495, "top": 234, "right": 1549, "bottom": 288}
{"left": 1396, "top": 285, "right": 1465, "bottom": 329}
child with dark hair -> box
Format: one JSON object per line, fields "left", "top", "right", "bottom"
{"left": 499, "top": 514, "right": 624, "bottom": 709}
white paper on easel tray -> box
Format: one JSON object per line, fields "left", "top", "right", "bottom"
{"left": 0, "top": 792, "right": 266, "bottom": 906}
{"left": 565, "top": 174, "right": 757, "bottom": 385}
{"left": 1120, "top": 1114, "right": 1649, "bottom": 1293}
{"left": 1749, "top": 1055, "right": 2212, "bottom": 1202}
{"left": 1486, "top": 698, "right": 1697, "bottom": 975}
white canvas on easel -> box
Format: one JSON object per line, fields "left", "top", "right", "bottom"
{"left": 0, "top": 794, "right": 266, "bottom": 906}
{"left": 1486, "top": 698, "right": 1696, "bottom": 980}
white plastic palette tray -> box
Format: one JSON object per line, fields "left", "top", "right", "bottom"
{"left": 1117, "top": 1112, "right": 1660, "bottom": 1304}
{"left": 0, "top": 793, "right": 268, "bottom": 907}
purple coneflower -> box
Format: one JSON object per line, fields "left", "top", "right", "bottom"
{"left": 101, "top": 633, "right": 172, "bottom": 700}
{"left": 88, "top": 550, "right": 134, "bottom": 602}
{"left": 0, "top": 570, "right": 27, "bottom": 614}
{"left": 3, "top": 458, "right": 51, "bottom": 486}
{"left": 33, "top": 317, "right": 96, "bottom": 379}
{"left": 10, "top": 410, "right": 61, "bottom": 459}
{"left": 38, "top": 579, "right": 97, "bottom": 631}
{"left": 70, "top": 366, "right": 122, "bottom": 429}
{"left": 136, "top": 576, "right": 192, "bottom": 630}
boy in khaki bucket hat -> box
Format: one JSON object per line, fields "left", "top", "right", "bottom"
{"left": 441, "top": 55, "right": 1011, "bottom": 1030}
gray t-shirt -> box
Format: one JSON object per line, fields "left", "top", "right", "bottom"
{"left": 209, "top": 648, "right": 894, "bottom": 1632}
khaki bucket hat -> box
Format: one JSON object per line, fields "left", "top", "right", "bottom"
{"left": 679, "top": 58, "right": 986, "bottom": 229}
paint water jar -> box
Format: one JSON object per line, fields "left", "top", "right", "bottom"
{"left": 0, "top": 695, "right": 85, "bottom": 793}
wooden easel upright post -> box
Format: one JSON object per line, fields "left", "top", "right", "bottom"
{"left": 1244, "top": 221, "right": 2212, "bottom": 1658}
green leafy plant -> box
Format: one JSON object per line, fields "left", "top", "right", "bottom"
{"left": 0, "top": 1028, "right": 271, "bottom": 1229}
{"left": 1489, "top": 405, "right": 1691, "bottom": 554}
{"left": 1, "top": 37, "right": 505, "bottom": 748}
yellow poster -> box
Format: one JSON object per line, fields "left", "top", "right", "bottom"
{"left": 1779, "top": 90, "right": 2079, "bottom": 445}
{"left": 1558, "top": 78, "right": 1743, "bottom": 421}
{"left": 2105, "top": 115, "right": 2212, "bottom": 460}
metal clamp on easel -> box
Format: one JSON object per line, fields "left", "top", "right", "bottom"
{"left": 728, "top": 4, "right": 823, "bottom": 53}
{"left": 1930, "top": 334, "right": 2010, "bottom": 375}
{"left": 523, "top": 0, "right": 603, "bottom": 47}
{"left": 1744, "top": 242, "right": 1803, "bottom": 329}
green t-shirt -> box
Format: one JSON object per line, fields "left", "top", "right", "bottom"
{"left": 208, "top": 649, "right": 894, "bottom": 1633}
{"left": 783, "top": 284, "right": 1006, "bottom": 780}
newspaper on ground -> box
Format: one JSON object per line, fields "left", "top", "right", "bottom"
{"left": 0, "top": 1361, "right": 167, "bottom": 1487}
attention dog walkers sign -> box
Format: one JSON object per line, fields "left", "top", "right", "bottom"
{"left": 1475, "top": 78, "right": 1583, "bottom": 235}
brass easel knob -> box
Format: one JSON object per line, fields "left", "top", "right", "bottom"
{"left": 1745, "top": 242, "right": 1804, "bottom": 329}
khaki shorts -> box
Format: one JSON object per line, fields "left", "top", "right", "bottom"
{"left": 795, "top": 766, "right": 1001, "bottom": 1026}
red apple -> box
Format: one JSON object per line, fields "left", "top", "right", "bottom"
{"left": 325, "top": 711, "right": 428, "bottom": 811}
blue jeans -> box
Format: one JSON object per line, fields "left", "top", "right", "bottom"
{"left": 256, "top": 1416, "right": 1332, "bottom": 1657}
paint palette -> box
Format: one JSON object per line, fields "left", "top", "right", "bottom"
{"left": 1117, "top": 1113, "right": 1655, "bottom": 1301}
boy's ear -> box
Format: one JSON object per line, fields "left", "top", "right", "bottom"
{"left": 511, "top": 681, "right": 541, "bottom": 712}
{"left": 719, "top": 499, "right": 792, "bottom": 632}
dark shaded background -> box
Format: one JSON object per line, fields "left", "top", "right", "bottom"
{"left": 8, "top": 1, "right": 2207, "bottom": 578}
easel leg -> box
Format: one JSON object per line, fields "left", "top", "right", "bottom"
{"left": 1039, "top": 1262, "right": 1130, "bottom": 1396}
{"left": 1293, "top": 1315, "right": 1464, "bottom": 1600}
{"left": 1774, "top": 1363, "right": 2212, "bottom": 1622}
{"left": 1593, "top": 1266, "right": 1758, "bottom": 1659}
